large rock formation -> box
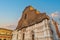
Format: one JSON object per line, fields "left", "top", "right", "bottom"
{"left": 16, "top": 6, "right": 49, "bottom": 30}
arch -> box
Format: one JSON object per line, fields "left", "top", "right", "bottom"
{"left": 31, "top": 31, "right": 34, "bottom": 40}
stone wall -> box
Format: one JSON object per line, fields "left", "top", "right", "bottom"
{"left": 12, "top": 19, "right": 53, "bottom": 40}
{"left": 12, "top": 30, "right": 18, "bottom": 40}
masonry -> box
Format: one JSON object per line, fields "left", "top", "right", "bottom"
{"left": 12, "top": 6, "right": 55, "bottom": 40}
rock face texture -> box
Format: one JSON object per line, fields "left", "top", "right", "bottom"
{"left": 16, "top": 6, "right": 49, "bottom": 30}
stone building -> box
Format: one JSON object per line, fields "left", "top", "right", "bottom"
{"left": 12, "top": 6, "right": 59, "bottom": 40}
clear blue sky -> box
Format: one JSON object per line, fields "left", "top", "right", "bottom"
{"left": 0, "top": 0, "right": 60, "bottom": 25}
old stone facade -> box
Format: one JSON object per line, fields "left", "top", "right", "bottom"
{"left": 12, "top": 19, "right": 53, "bottom": 40}
{"left": 12, "top": 6, "right": 59, "bottom": 40}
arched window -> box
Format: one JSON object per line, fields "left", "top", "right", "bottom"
{"left": 32, "top": 31, "right": 34, "bottom": 40}
{"left": 24, "top": 14, "right": 27, "bottom": 19}
{"left": 4, "top": 39, "right": 6, "bottom": 40}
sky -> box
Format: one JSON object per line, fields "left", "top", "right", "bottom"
{"left": 0, "top": 0, "right": 60, "bottom": 30}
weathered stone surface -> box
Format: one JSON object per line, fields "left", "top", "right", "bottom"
{"left": 12, "top": 6, "right": 60, "bottom": 40}
{"left": 16, "top": 6, "right": 49, "bottom": 30}
{"left": 52, "top": 19, "right": 60, "bottom": 39}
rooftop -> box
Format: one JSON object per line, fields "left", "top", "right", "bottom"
{"left": 16, "top": 6, "right": 49, "bottom": 30}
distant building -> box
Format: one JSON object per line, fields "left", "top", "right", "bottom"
{"left": 0, "top": 28, "right": 12, "bottom": 40}
{"left": 12, "top": 6, "right": 59, "bottom": 40}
